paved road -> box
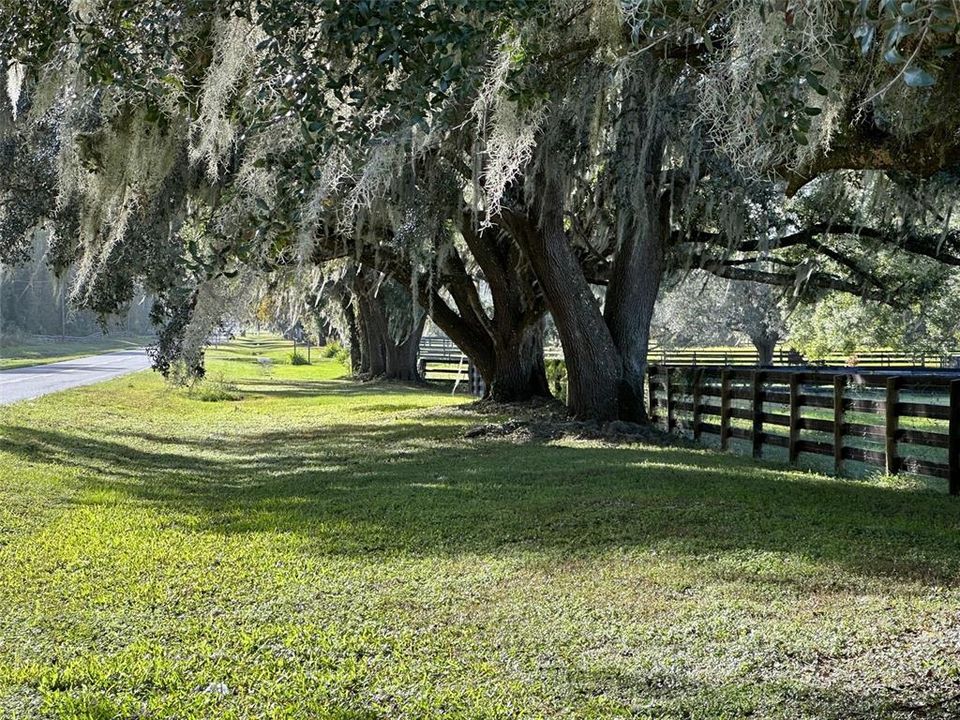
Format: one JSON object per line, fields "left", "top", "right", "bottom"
{"left": 0, "top": 349, "right": 152, "bottom": 406}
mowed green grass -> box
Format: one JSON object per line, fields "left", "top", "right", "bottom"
{"left": 0, "top": 336, "right": 154, "bottom": 370}
{"left": 2, "top": 337, "right": 960, "bottom": 719}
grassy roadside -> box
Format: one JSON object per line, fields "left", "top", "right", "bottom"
{"left": 1, "top": 337, "right": 960, "bottom": 719}
{"left": 0, "top": 335, "right": 155, "bottom": 371}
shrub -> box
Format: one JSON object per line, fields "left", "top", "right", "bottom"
{"left": 545, "top": 359, "right": 567, "bottom": 402}
{"left": 289, "top": 351, "right": 311, "bottom": 365}
{"left": 334, "top": 347, "right": 351, "bottom": 368}
{"left": 186, "top": 375, "right": 242, "bottom": 402}
{"left": 320, "top": 341, "right": 344, "bottom": 359}
{"left": 0, "top": 327, "right": 26, "bottom": 347}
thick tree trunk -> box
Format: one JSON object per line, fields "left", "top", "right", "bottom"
{"left": 349, "top": 243, "right": 498, "bottom": 385}
{"left": 384, "top": 312, "right": 426, "bottom": 382}
{"left": 317, "top": 228, "right": 550, "bottom": 402}
{"left": 752, "top": 334, "right": 778, "bottom": 367}
{"left": 335, "top": 287, "right": 362, "bottom": 374}
{"left": 489, "top": 320, "right": 550, "bottom": 402}
{"left": 460, "top": 218, "right": 551, "bottom": 403}
{"left": 353, "top": 266, "right": 426, "bottom": 382}
{"left": 357, "top": 292, "right": 388, "bottom": 377}
{"left": 507, "top": 178, "right": 621, "bottom": 421}
{"left": 602, "top": 64, "right": 674, "bottom": 423}
{"left": 604, "top": 208, "right": 669, "bottom": 423}
{"left": 354, "top": 295, "right": 372, "bottom": 375}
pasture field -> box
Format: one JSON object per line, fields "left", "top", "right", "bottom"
{"left": 2, "top": 337, "right": 960, "bottom": 719}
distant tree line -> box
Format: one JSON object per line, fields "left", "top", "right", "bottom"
{"left": 1, "top": 232, "right": 153, "bottom": 338}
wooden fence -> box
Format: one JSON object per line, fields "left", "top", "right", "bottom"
{"left": 28, "top": 333, "right": 108, "bottom": 343}
{"left": 648, "top": 365, "right": 960, "bottom": 495}
{"left": 420, "top": 337, "right": 959, "bottom": 377}
{"left": 648, "top": 347, "right": 959, "bottom": 368}
{"left": 417, "top": 336, "right": 559, "bottom": 394}
{"left": 807, "top": 350, "right": 960, "bottom": 369}
{"left": 417, "top": 336, "right": 470, "bottom": 384}
{"left": 415, "top": 337, "right": 481, "bottom": 394}
{"left": 648, "top": 347, "right": 797, "bottom": 366}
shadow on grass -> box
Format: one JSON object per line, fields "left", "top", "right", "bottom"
{"left": 236, "top": 378, "right": 433, "bottom": 398}
{"left": 3, "top": 389, "right": 960, "bottom": 587}
{"left": 567, "top": 663, "right": 960, "bottom": 720}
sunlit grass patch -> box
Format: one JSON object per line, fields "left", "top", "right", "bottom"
{"left": 2, "top": 337, "right": 960, "bottom": 718}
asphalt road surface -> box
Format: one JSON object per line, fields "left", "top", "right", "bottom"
{"left": 0, "top": 349, "right": 152, "bottom": 406}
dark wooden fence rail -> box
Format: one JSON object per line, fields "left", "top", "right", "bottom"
{"left": 648, "top": 365, "right": 960, "bottom": 495}
{"left": 648, "top": 347, "right": 960, "bottom": 368}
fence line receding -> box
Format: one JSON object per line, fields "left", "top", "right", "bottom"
{"left": 648, "top": 365, "right": 960, "bottom": 495}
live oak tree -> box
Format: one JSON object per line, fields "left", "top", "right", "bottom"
{"left": 2, "top": 0, "right": 555, "bottom": 399}
{"left": 621, "top": 1, "right": 960, "bottom": 189}
{"left": 653, "top": 273, "right": 789, "bottom": 366}
{"left": 4, "top": 0, "right": 960, "bottom": 420}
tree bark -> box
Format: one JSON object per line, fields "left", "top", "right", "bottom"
{"left": 506, "top": 175, "right": 621, "bottom": 421}
{"left": 602, "top": 66, "right": 675, "bottom": 423}
{"left": 603, "top": 199, "right": 669, "bottom": 423}
{"left": 315, "top": 227, "right": 550, "bottom": 401}
{"left": 350, "top": 242, "right": 498, "bottom": 384}
{"left": 752, "top": 334, "right": 778, "bottom": 367}
{"left": 460, "top": 218, "right": 551, "bottom": 402}
{"left": 384, "top": 312, "right": 426, "bottom": 382}
{"left": 353, "top": 266, "right": 425, "bottom": 381}
{"left": 489, "top": 320, "right": 551, "bottom": 402}
{"left": 501, "top": 66, "right": 678, "bottom": 423}
{"left": 356, "top": 291, "right": 387, "bottom": 377}
{"left": 332, "top": 281, "right": 363, "bottom": 374}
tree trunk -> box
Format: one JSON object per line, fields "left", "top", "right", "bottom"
{"left": 752, "top": 334, "right": 778, "bottom": 366}
{"left": 361, "top": 301, "right": 388, "bottom": 376}
{"left": 318, "top": 227, "right": 550, "bottom": 401}
{"left": 355, "top": 285, "right": 388, "bottom": 377}
{"left": 349, "top": 243, "right": 498, "bottom": 385}
{"left": 603, "top": 205, "right": 669, "bottom": 423}
{"left": 353, "top": 266, "right": 428, "bottom": 382}
{"left": 335, "top": 286, "right": 362, "bottom": 374}
{"left": 507, "top": 177, "right": 621, "bottom": 420}
{"left": 460, "top": 217, "right": 551, "bottom": 403}
{"left": 602, "top": 64, "right": 673, "bottom": 423}
{"left": 490, "top": 320, "right": 551, "bottom": 402}
{"left": 384, "top": 312, "right": 426, "bottom": 382}
{"left": 354, "top": 295, "right": 372, "bottom": 375}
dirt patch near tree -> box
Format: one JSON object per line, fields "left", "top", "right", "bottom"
{"left": 452, "top": 397, "right": 689, "bottom": 446}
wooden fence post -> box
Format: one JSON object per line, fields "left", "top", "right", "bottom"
{"left": 467, "top": 363, "right": 484, "bottom": 397}
{"left": 788, "top": 373, "right": 801, "bottom": 464}
{"left": 950, "top": 379, "right": 960, "bottom": 496}
{"left": 752, "top": 370, "right": 764, "bottom": 459}
{"left": 648, "top": 366, "right": 658, "bottom": 425}
{"left": 721, "top": 369, "right": 732, "bottom": 450}
{"left": 666, "top": 367, "right": 676, "bottom": 432}
{"left": 885, "top": 376, "right": 901, "bottom": 475}
{"left": 834, "top": 375, "right": 846, "bottom": 475}
{"left": 692, "top": 368, "right": 703, "bottom": 441}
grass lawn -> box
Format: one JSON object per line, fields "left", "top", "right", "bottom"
{"left": 2, "top": 337, "right": 960, "bottom": 719}
{"left": 0, "top": 336, "right": 155, "bottom": 371}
